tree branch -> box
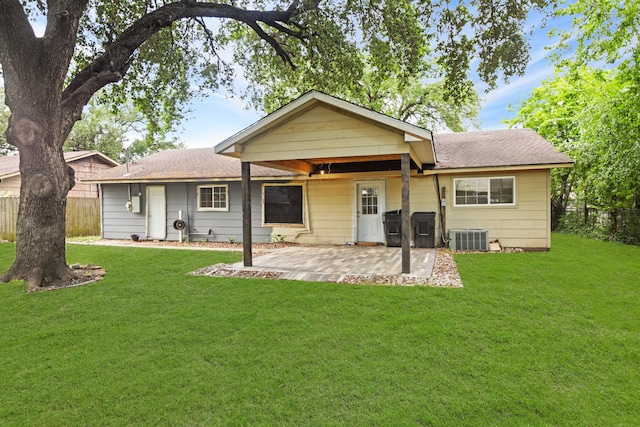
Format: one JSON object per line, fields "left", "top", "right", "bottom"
{"left": 0, "top": 1, "right": 38, "bottom": 99}
{"left": 0, "top": 1, "right": 36, "bottom": 55}
{"left": 245, "top": 21, "right": 295, "bottom": 67}
{"left": 61, "top": 1, "right": 307, "bottom": 135}
{"left": 192, "top": 17, "right": 224, "bottom": 62}
{"left": 43, "top": 0, "right": 88, "bottom": 40}
{"left": 41, "top": 0, "right": 90, "bottom": 85}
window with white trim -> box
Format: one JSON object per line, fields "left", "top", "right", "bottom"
{"left": 263, "top": 184, "right": 304, "bottom": 225}
{"left": 197, "top": 184, "right": 228, "bottom": 211}
{"left": 454, "top": 177, "right": 515, "bottom": 206}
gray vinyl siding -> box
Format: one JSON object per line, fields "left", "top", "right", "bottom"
{"left": 101, "top": 182, "right": 273, "bottom": 242}
{"left": 101, "top": 184, "right": 146, "bottom": 238}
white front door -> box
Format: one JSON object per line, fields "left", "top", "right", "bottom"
{"left": 146, "top": 185, "right": 166, "bottom": 240}
{"left": 356, "top": 181, "right": 385, "bottom": 243}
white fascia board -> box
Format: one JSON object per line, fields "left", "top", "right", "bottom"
{"left": 422, "top": 163, "right": 575, "bottom": 175}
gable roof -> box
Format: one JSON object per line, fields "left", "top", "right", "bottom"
{"left": 84, "top": 148, "right": 298, "bottom": 183}
{"left": 215, "top": 90, "right": 436, "bottom": 168}
{"left": 215, "top": 91, "right": 572, "bottom": 175}
{"left": 0, "top": 150, "right": 118, "bottom": 180}
{"left": 431, "top": 129, "right": 573, "bottom": 172}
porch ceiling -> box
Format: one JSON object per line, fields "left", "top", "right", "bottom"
{"left": 252, "top": 153, "right": 423, "bottom": 175}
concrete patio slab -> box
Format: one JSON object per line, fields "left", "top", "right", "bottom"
{"left": 208, "top": 245, "right": 437, "bottom": 285}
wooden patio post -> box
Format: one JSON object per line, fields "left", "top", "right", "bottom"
{"left": 241, "top": 161, "right": 252, "bottom": 267}
{"left": 401, "top": 153, "right": 411, "bottom": 274}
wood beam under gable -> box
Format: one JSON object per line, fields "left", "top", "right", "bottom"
{"left": 405, "top": 132, "right": 435, "bottom": 166}
{"left": 407, "top": 145, "right": 424, "bottom": 171}
{"left": 404, "top": 133, "right": 423, "bottom": 142}
{"left": 253, "top": 159, "right": 316, "bottom": 174}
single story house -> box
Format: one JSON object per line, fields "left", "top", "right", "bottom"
{"left": 84, "top": 148, "right": 298, "bottom": 242}
{"left": 213, "top": 91, "right": 572, "bottom": 270}
{"left": 0, "top": 150, "right": 118, "bottom": 197}
{"left": 86, "top": 91, "right": 572, "bottom": 271}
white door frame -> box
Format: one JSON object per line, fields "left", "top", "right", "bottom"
{"left": 353, "top": 180, "right": 386, "bottom": 243}
{"left": 146, "top": 185, "right": 166, "bottom": 240}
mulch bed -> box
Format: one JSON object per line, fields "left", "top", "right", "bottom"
{"left": 36, "top": 264, "right": 107, "bottom": 292}
{"left": 428, "top": 249, "right": 463, "bottom": 287}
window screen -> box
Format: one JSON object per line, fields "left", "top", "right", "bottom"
{"left": 454, "top": 177, "right": 515, "bottom": 206}
{"left": 264, "top": 185, "right": 304, "bottom": 225}
{"left": 360, "top": 187, "right": 379, "bottom": 215}
{"left": 198, "top": 185, "right": 228, "bottom": 211}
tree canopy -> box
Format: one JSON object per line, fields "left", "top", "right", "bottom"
{"left": 511, "top": 0, "right": 640, "bottom": 234}
{"left": 552, "top": 0, "right": 640, "bottom": 71}
{"left": 64, "top": 98, "right": 184, "bottom": 162}
{"left": 244, "top": 57, "right": 481, "bottom": 132}
{"left": 4, "top": 1, "right": 556, "bottom": 137}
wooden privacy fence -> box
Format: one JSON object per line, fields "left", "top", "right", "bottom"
{"left": 0, "top": 197, "right": 100, "bottom": 241}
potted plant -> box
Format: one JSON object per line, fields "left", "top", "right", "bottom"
{"left": 131, "top": 233, "right": 139, "bottom": 242}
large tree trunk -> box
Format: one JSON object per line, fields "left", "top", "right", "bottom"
{"left": 1, "top": 114, "right": 76, "bottom": 292}
{"left": 0, "top": 30, "right": 77, "bottom": 291}
{"left": 0, "top": 0, "right": 88, "bottom": 291}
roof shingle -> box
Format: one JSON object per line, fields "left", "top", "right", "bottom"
{"left": 86, "top": 148, "right": 296, "bottom": 182}
{"left": 1, "top": 150, "right": 116, "bottom": 178}
{"left": 433, "top": 128, "right": 572, "bottom": 169}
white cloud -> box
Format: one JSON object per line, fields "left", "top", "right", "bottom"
{"left": 480, "top": 66, "right": 554, "bottom": 108}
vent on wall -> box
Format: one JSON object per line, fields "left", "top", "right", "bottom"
{"left": 449, "top": 229, "right": 489, "bottom": 251}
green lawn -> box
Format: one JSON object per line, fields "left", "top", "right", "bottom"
{"left": 1, "top": 234, "right": 638, "bottom": 426}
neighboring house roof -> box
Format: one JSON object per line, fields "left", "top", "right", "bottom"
{"left": 0, "top": 150, "right": 118, "bottom": 179}
{"left": 432, "top": 129, "right": 573, "bottom": 171}
{"left": 0, "top": 155, "right": 20, "bottom": 179}
{"left": 84, "top": 148, "right": 298, "bottom": 183}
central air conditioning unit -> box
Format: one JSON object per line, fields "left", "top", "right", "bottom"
{"left": 449, "top": 229, "right": 489, "bottom": 251}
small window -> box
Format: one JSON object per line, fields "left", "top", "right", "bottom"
{"left": 360, "top": 187, "right": 379, "bottom": 215}
{"left": 454, "top": 177, "right": 515, "bottom": 206}
{"left": 263, "top": 184, "right": 304, "bottom": 225}
{"left": 198, "top": 185, "right": 228, "bottom": 211}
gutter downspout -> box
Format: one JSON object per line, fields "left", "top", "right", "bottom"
{"left": 434, "top": 174, "right": 447, "bottom": 247}
{"left": 430, "top": 130, "right": 448, "bottom": 247}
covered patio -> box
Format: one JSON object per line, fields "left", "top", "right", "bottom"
{"left": 215, "top": 91, "right": 437, "bottom": 275}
